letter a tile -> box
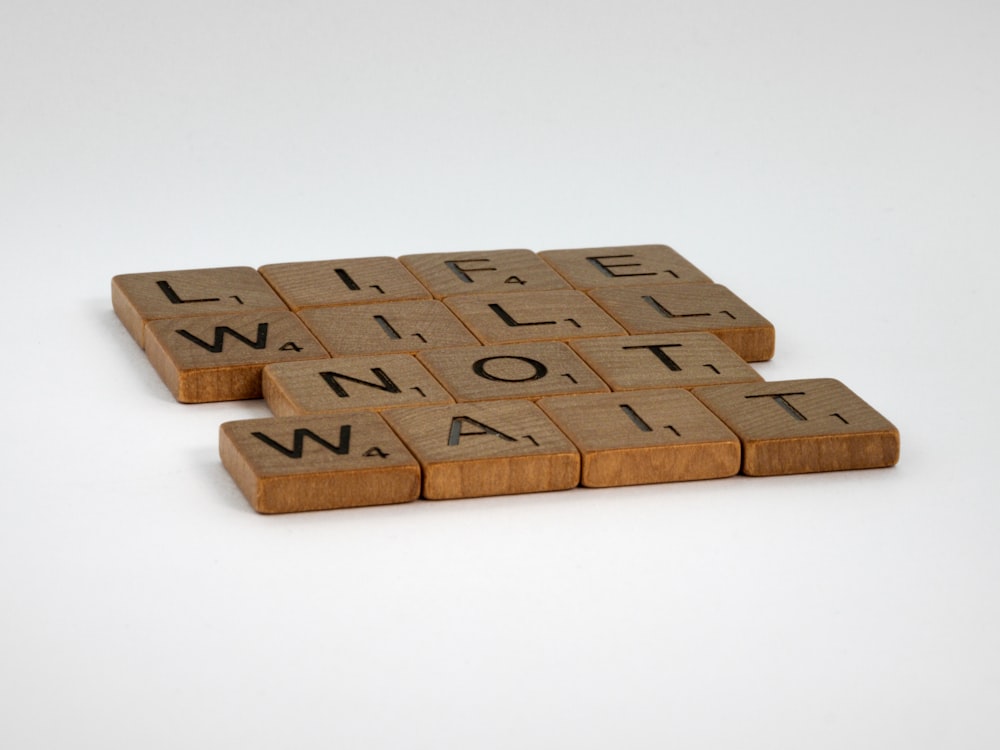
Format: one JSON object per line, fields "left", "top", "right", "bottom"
{"left": 382, "top": 400, "right": 580, "bottom": 499}
{"left": 145, "top": 311, "right": 329, "bottom": 403}
{"left": 693, "top": 378, "right": 900, "bottom": 476}
{"left": 219, "top": 413, "right": 421, "bottom": 513}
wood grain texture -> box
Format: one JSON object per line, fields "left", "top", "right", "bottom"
{"left": 263, "top": 354, "right": 454, "bottom": 416}
{"left": 144, "top": 311, "right": 329, "bottom": 403}
{"left": 569, "top": 332, "right": 763, "bottom": 391}
{"left": 112, "top": 248, "right": 906, "bottom": 509}
{"left": 399, "top": 249, "right": 570, "bottom": 298}
{"left": 258, "top": 257, "right": 431, "bottom": 311}
{"left": 382, "top": 400, "right": 580, "bottom": 499}
{"left": 588, "top": 283, "right": 775, "bottom": 361}
{"left": 112, "top": 267, "right": 289, "bottom": 348}
{"left": 297, "top": 300, "right": 480, "bottom": 355}
{"left": 219, "top": 413, "right": 421, "bottom": 513}
{"left": 537, "top": 389, "right": 741, "bottom": 487}
{"left": 444, "top": 289, "right": 627, "bottom": 344}
{"left": 417, "top": 341, "right": 609, "bottom": 402}
{"left": 538, "top": 244, "right": 712, "bottom": 289}
{"left": 693, "top": 378, "right": 900, "bottom": 476}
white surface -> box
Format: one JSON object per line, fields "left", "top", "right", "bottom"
{"left": 2, "top": 2, "right": 998, "bottom": 747}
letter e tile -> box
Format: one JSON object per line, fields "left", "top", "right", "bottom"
{"left": 382, "top": 400, "right": 580, "bottom": 499}
{"left": 693, "top": 378, "right": 900, "bottom": 475}
{"left": 219, "top": 413, "right": 421, "bottom": 513}
{"left": 537, "top": 389, "right": 741, "bottom": 487}
{"left": 539, "top": 244, "right": 712, "bottom": 289}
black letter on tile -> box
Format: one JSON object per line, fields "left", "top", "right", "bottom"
{"left": 252, "top": 425, "right": 352, "bottom": 458}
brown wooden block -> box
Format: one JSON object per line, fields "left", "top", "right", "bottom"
{"left": 381, "top": 400, "right": 580, "bottom": 499}
{"left": 692, "top": 378, "right": 900, "bottom": 476}
{"left": 539, "top": 244, "right": 712, "bottom": 289}
{"left": 444, "top": 289, "right": 627, "bottom": 344}
{"left": 145, "top": 311, "right": 329, "bottom": 403}
{"left": 417, "top": 341, "right": 609, "bottom": 402}
{"left": 399, "top": 249, "right": 571, "bottom": 298}
{"left": 537, "top": 389, "right": 741, "bottom": 487}
{"left": 297, "top": 300, "right": 480, "bottom": 355}
{"left": 112, "top": 267, "right": 289, "bottom": 348}
{"left": 569, "top": 332, "right": 763, "bottom": 391}
{"left": 588, "top": 283, "right": 775, "bottom": 361}
{"left": 258, "top": 257, "right": 431, "bottom": 311}
{"left": 263, "top": 354, "right": 454, "bottom": 416}
{"left": 219, "top": 412, "right": 421, "bottom": 513}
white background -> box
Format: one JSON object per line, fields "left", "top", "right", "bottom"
{"left": 2, "top": 1, "right": 998, "bottom": 747}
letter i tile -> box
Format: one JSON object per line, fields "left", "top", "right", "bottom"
{"left": 693, "top": 378, "right": 900, "bottom": 476}
{"left": 537, "top": 389, "right": 741, "bottom": 487}
{"left": 381, "top": 400, "right": 581, "bottom": 499}
{"left": 219, "top": 412, "right": 422, "bottom": 513}
{"left": 297, "top": 300, "right": 480, "bottom": 355}
{"left": 258, "top": 257, "right": 431, "bottom": 310}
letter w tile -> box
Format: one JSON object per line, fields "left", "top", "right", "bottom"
{"left": 176, "top": 322, "right": 268, "bottom": 352}
{"left": 252, "top": 426, "right": 352, "bottom": 458}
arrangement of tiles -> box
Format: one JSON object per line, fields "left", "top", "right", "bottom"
{"left": 112, "top": 245, "right": 900, "bottom": 513}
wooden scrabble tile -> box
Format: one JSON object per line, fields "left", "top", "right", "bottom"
{"left": 417, "top": 341, "right": 609, "bottom": 402}
{"left": 297, "top": 300, "right": 480, "bottom": 355}
{"left": 588, "top": 283, "right": 775, "bottom": 361}
{"left": 219, "top": 412, "right": 421, "bottom": 513}
{"left": 537, "top": 389, "right": 741, "bottom": 487}
{"left": 145, "top": 311, "right": 329, "bottom": 403}
{"left": 539, "top": 244, "right": 712, "bottom": 289}
{"left": 399, "top": 249, "right": 571, "bottom": 298}
{"left": 444, "top": 289, "right": 627, "bottom": 344}
{"left": 693, "top": 378, "right": 900, "bottom": 476}
{"left": 569, "top": 332, "right": 763, "bottom": 391}
{"left": 263, "top": 354, "right": 454, "bottom": 416}
{"left": 258, "top": 257, "right": 431, "bottom": 311}
{"left": 112, "top": 267, "right": 289, "bottom": 348}
{"left": 381, "top": 400, "right": 580, "bottom": 499}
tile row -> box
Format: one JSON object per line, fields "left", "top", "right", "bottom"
{"left": 221, "top": 379, "right": 900, "bottom": 514}
{"left": 111, "top": 244, "right": 900, "bottom": 514}
{"left": 112, "top": 247, "right": 774, "bottom": 404}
